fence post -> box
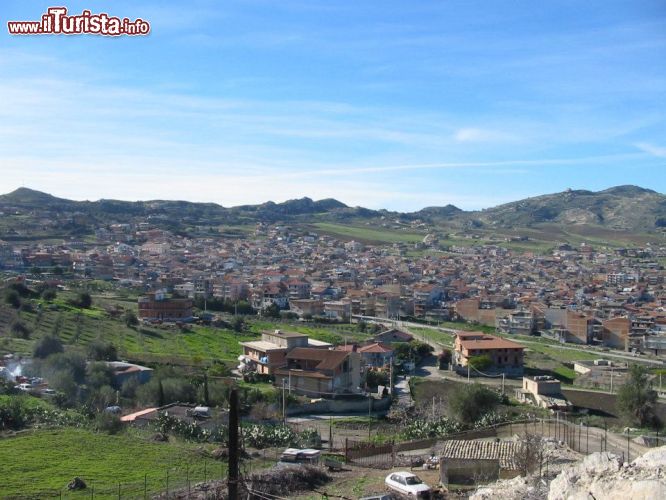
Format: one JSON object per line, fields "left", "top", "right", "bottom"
{"left": 166, "top": 470, "right": 169, "bottom": 499}
{"left": 144, "top": 474, "right": 147, "bottom": 500}
{"left": 204, "top": 461, "right": 207, "bottom": 483}
{"left": 187, "top": 464, "right": 190, "bottom": 496}
{"left": 627, "top": 434, "right": 630, "bottom": 463}
{"left": 118, "top": 482, "right": 121, "bottom": 500}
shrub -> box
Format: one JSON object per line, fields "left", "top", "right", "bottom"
{"left": 95, "top": 412, "right": 123, "bottom": 435}
{"left": 10, "top": 319, "right": 31, "bottom": 339}
{"left": 33, "top": 335, "right": 64, "bottom": 359}
{"left": 4, "top": 290, "right": 21, "bottom": 309}
{"left": 87, "top": 340, "right": 118, "bottom": 361}
{"left": 449, "top": 383, "right": 500, "bottom": 424}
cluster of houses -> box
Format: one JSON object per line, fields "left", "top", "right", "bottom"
{"left": 2, "top": 218, "right": 666, "bottom": 359}
{"left": 237, "top": 328, "right": 413, "bottom": 397}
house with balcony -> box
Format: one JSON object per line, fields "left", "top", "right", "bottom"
{"left": 238, "top": 329, "right": 331, "bottom": 376}
{"left": 357, "top": 342, "right": 394, "bottom": 368}
{"left": 273, "top": 348, "right": 361, "bottom": 397}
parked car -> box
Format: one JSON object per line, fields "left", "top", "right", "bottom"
{"left": 385, "top": 471, "right": 431, "bottom": 498}
{"left": 15, "top": 383, "right": 33, "bottom": 392}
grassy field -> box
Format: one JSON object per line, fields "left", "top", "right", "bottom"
{"left": 311, "top": 222, "right": 425, "bottom": 244}
{"left": 0, "top": 428, "right": 223, "bottom": 498}
{"left": 0, "top": 292, "right": 375, "bottom": 369}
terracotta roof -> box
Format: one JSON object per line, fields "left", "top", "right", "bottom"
{"left": 286, "top": 347, "right": 349, "bottom": 370}
{"left": 358, "top": 342, "right": 393, "bottom": 354}
{"left": 457, "top": 333, "right": 524, "bottom": 351}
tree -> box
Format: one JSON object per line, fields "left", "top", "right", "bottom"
{"left": 9, "top": 319, "right": 31, "bottom": 340}
{"left": 449, "top": 383, "right": 500, "bottom": 424}
{"left": 513, "top": 434, "right": 545, "bottom": 476}
{"left": 4, "top": 290, "right": 21, "bottom": 309}
{"left": 617, "top": 365, "right": 659, "bottom": 428}
{"left": 231, "top": 316, "right": 245, "bottom": 333}
{"left": 468, "top": 354, "right": 493, "bottom": 371}
{"left": 261, "top": 303, "right": 280, "bottom": 318}
{"left": 41, "top": 288, "right": 57, "bottom": 301}
{"left": 33, "top": 335, "right": 64, "bottom": 359}
{"left": 123, "top": 309, "right": 138, "bottom": 327}
{"left": 87, "top": 340, "right": 118, "bottom": 361}
{"left": 75, "top": 292, "right": 92, "bottom": 309}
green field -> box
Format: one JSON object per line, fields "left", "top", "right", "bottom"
{"left": 0, "top": 428, "right": 222, "bottom": 498}
{"left": 0, "top": 293, "right": 376, "bottom": 368}
{"left": 311, "top": 222, "right": 425, "bottom": 244}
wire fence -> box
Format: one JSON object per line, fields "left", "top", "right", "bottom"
{"left": 37, "top": 461, "right": 229, "bottom": 499}
{"left": 342, "top": 417, "right": 657, "bottom": 468}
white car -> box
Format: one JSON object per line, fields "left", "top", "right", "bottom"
{"left": 385, "top": 471, "right": 431, "bottom": 498}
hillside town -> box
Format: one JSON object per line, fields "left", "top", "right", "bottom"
{"left": 2, "top": 215, "right": 665, "bottom": 357}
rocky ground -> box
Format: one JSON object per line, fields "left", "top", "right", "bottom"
{"left": 471, "top": 443, "right": 666, "bottom": 500}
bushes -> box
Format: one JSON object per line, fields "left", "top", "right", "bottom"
{"left": 95, "top": 412, "right": 123, "bottom": 435}
{"left": 87, "top": 340, "right": 118, "bottom": 361}
{"left": 449, "top": 383, "right": 500, "bottom": 424}
{"left": 0, "top": 396, "right": 85, "bottom": 431}
{"left": 401, "top": 417, "right": 463, "bottom": 440}
{"left": 33, "top": 335, "right": 64, "bottom": 359}
{"left": 154, "top": 412, "right": 227, "bottom": 443}
{"left": 242, "top": 424, "right": 321, "bottom": 449}
{"left": 9, "top": 319, "right": 31, "bottom": 339}
{"left": 5, "top": 290, "right": 21, "bottom": 309}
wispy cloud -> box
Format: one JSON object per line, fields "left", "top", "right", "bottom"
{"left": 453, "top": 127, "right": 519, "bottom": 143}
{"left": 635, "top": 142, "right": 666, "bottom": 158}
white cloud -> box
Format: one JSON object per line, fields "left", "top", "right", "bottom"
{"left": 453, "top": 127, "right": 518, "bottom": 143}
{"left": 635, "top": 142, "right": 666, "bottom": 158}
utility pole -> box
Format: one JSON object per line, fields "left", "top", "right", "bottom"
{"left": 610, "top": 367, "right": 614, "bottom": 394}
{"left": 467, "top": 363, "right": 470, "bottom": 383}
{"left": 501, "top": 373, "right": 505, "bottom": 395}
{"left": 389, "top": 359, "right": 393, "bottom": 395}
{"left": 228, "top": 388, "right": 239, "bottom": 500}
{"left": 282, "top": 379, "right": 286, "bottom": 423}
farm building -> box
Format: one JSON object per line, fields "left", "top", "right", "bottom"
{"left": 439, "top": 440, "right": 520, "bottom": 486}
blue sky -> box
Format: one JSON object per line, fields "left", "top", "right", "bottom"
{"left": 1, "top": 1, "right": 665, "bottom": 210}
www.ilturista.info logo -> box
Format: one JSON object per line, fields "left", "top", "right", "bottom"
{"left": 7, "top": 7, "right": 150, "bottom": 36}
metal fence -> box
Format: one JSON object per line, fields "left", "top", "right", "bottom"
{"left": 36, "top": 461, "right": 229, "bottom": 499}
{"left": 342, "top": 418, "right": 654, "bottom": 468}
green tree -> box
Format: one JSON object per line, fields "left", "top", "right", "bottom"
{"left": 75, "top": 292, "right": 92, "bottom": 309}
{"left": 124, "top": 309, "right": 139, "bottom": 327}
{"left": 4, "top": 290, "right": 21, "bottom": 309}
{"left": 261, "top": 303, "right": 281, "bottom": 318}
{"left": 9, "top": 319, "right": 31, "bottom": 339}
{"left": 617, "top": 365, "right": 659, "bottom": 428}
{"left": 87, "top": 340, "right": 118, "bottom": 361}
{"left": 468, "top": 354, "right": 493, "bottom": 371}
{"left": 231, "top": 316, "right": 245, "bottom": 333}
{"left": 449, "top": 383, "right": 500, "bottom": 424}
{"left": 33, "top": 335, "right": 64, "bottom": 359}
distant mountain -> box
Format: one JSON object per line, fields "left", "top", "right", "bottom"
{"left": 475, "top": 185, "right": 666, "bottom": 231}
{"left": 0, "top": 187, "right": 74, "bottom": 207}
{"left": 412, "top": 204, "right": 463, "bottom": 218}
{"left": 0, "top": 185, "right": 664, "bottom": 236}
